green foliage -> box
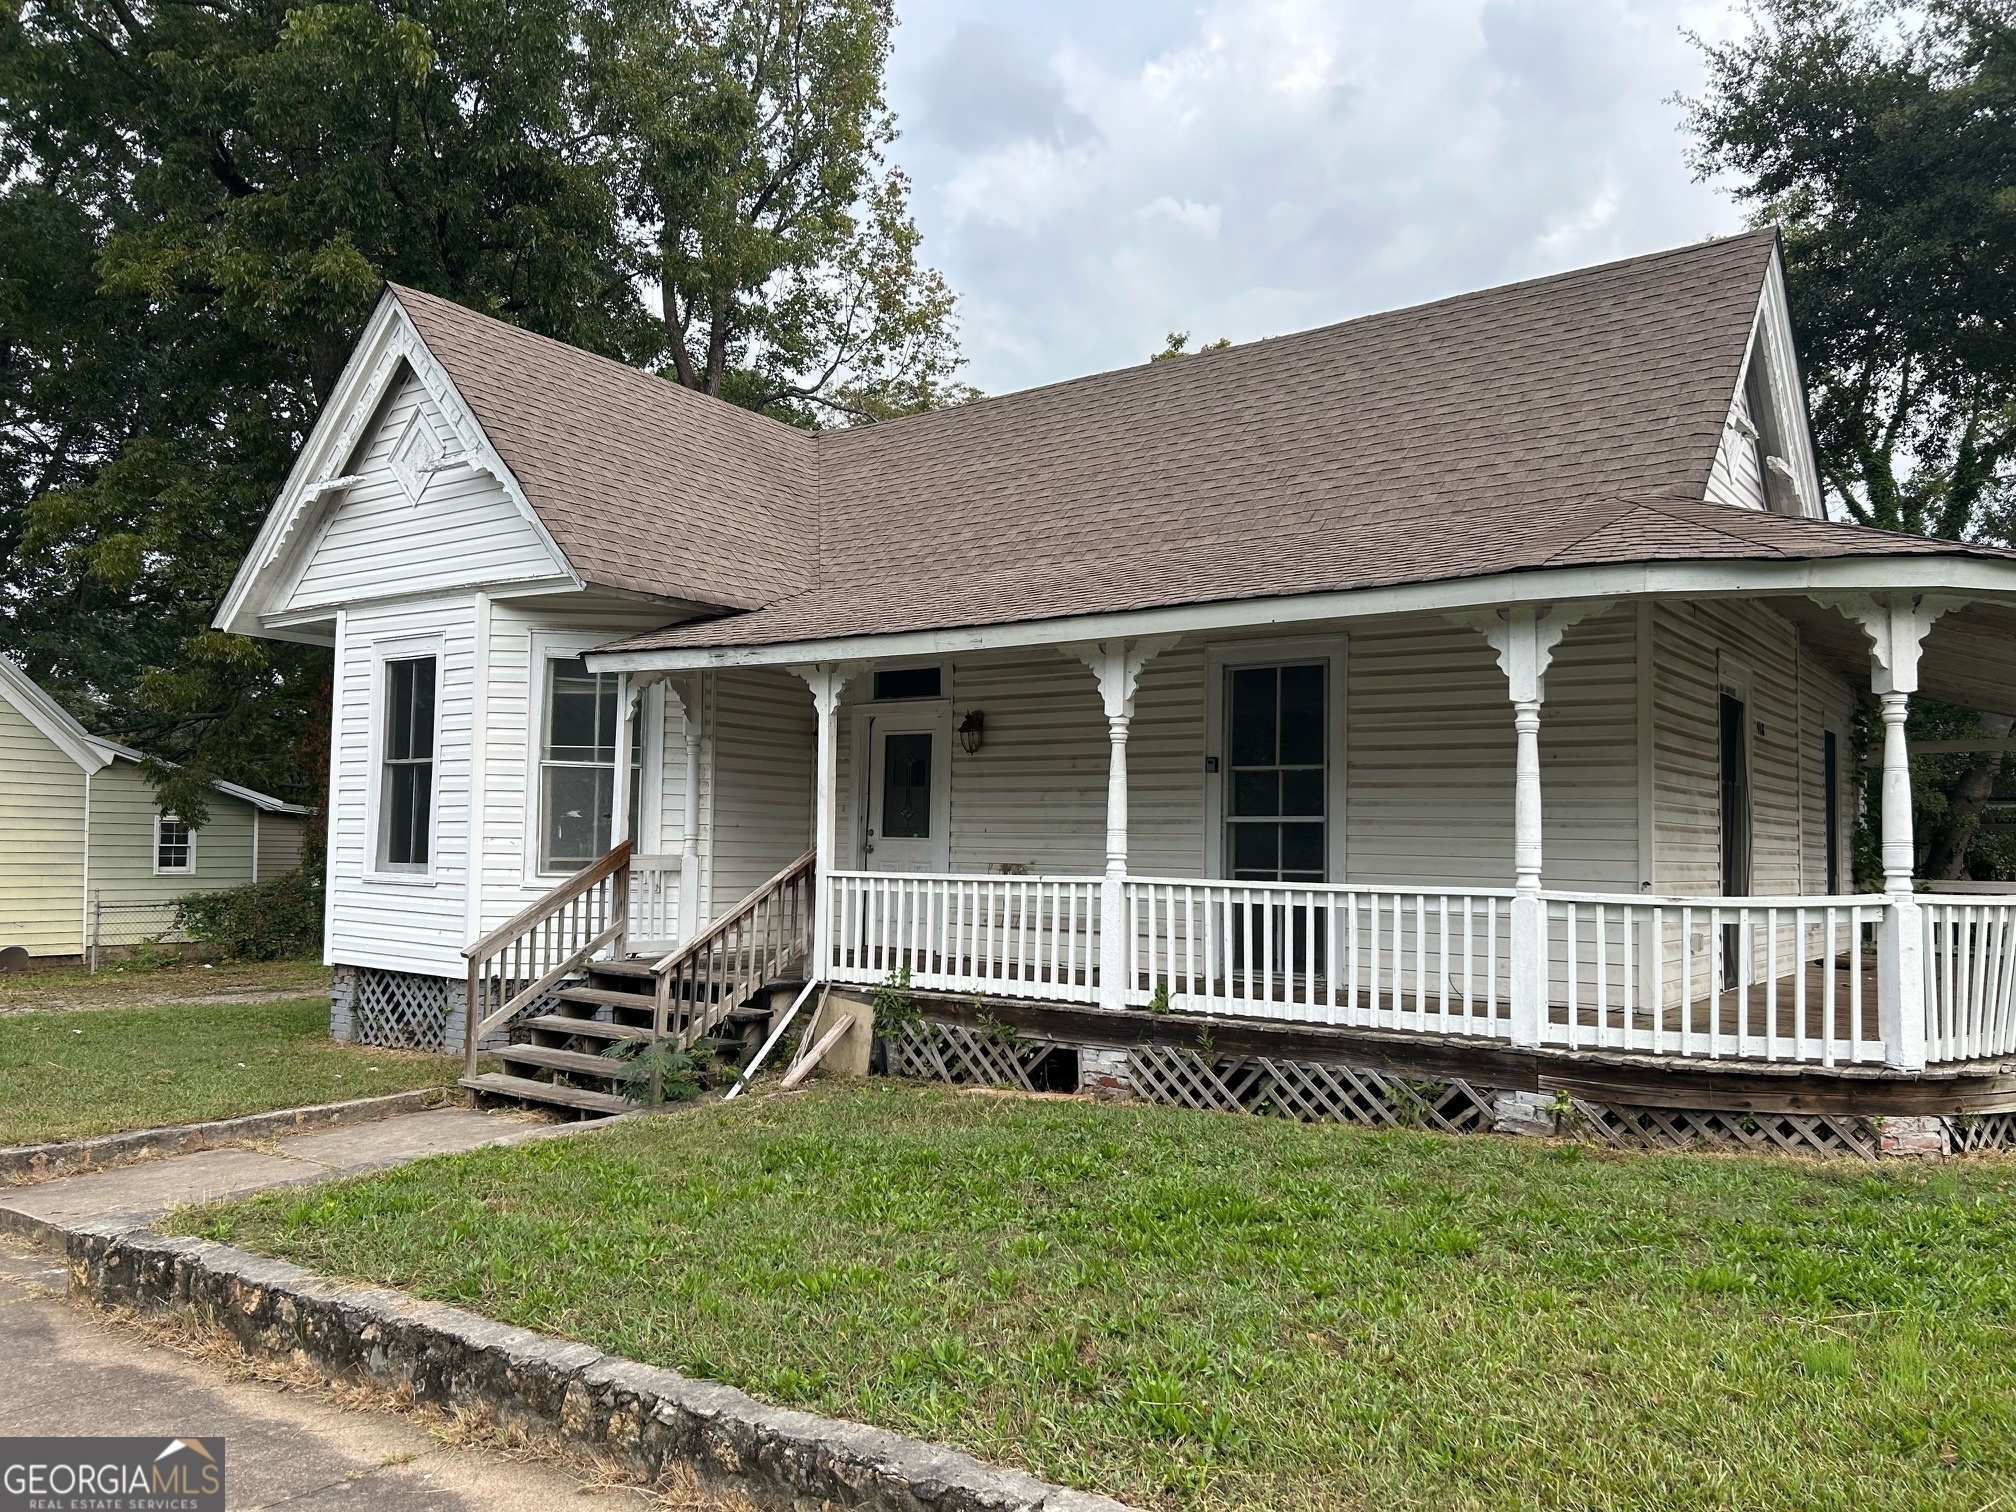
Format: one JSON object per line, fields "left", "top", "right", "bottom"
{"left": 0, "top": 995, "right": 457, "bottom": 1145}
{"left": 871, "top": 963, "right": 919, "bottom": 1036}
{"left": 175, "top": 868, "right": 325, "bottom": 962}
{"left": 1687, "top": 1, "right": 2016, "bottom": 540}
{"left": 580, "top": 0, "right": 974, "bottom": 423}
{"left": 600, "top": 1034, "right": 718, "bottom": 1105}
{"left": 2, "top": 0, "right": 970, "bottom": 816}
{"left": 1146, "top": 980, "right": 1173, "bottom": 1013}
{"left": 1151, "top": 331, "right": 1232, "bottom": 362}
{"left": 180, "top": 1083, "right": 2016, "bottom": 1510}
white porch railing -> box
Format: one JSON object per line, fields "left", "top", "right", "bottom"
{"left": 1123, "top": 880, "right": 1515, "bottom": 1037}
{"left": 1541, "top": 894, "right": 1888, "bottom": 1065}
{"left": 1922, "top": 897, "right": 2016, "bottom": 1062}
{"left": 818, "top": 869, "right": 2016, "bottom": 1070}
{"left": 826, "top": 871, "right": 1103, "bottom": 1003}
{"left": 628, "top": 853, "right": 683, "bottom": 952}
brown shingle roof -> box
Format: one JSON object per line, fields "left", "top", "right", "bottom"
{"left": 389, "top": 285, "right": 816, "bottom": 610}
{"left": 388, "top": 232, "right": 2014, "bottom": 652}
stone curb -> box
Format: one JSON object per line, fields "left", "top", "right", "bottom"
{"left": 60, "top": 1223, "right": 1134, "bottom": 1512}
{"left": 0, "top": 1087, "right": 464, "bottom": 1186}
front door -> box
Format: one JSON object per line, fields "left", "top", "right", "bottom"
{"left": 863, "top": 710, "right": 950, "bottom": 873}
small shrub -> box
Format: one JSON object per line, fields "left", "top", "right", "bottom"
{"left": 601, "top": 1034, "right": 718, "bottom": 1105}
{"left": 176, "top": 868, "right": 323, "bottom": 961}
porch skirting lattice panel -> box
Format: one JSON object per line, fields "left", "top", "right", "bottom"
{"left": 886, "top": 1015, "right": 2016, "bottom": 1160}
{"left": 333, "top": 965, "right": 465, "bottom": 1052}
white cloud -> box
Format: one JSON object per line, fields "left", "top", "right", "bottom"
{"left": 889, "top": 0, "right": 1752, "bottom": 395}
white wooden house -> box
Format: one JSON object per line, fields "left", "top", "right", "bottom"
{"left": 218, "top": 230, "right": 2016, "bottom": 1153}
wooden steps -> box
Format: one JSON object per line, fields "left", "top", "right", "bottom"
{"left": 496, "top": 1043, "right": 630, "bottom": 1079}
{"left": 462, "top": 1071, "right": 631, "bottom": 1116}
{"left": 552, "top": 984, "right": 658, "bottom": 1015}
{"left": 518, "top": 1013, "right": 649, "bottom": 1043}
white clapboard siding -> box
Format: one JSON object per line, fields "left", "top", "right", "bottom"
{"left": 707, "top": 667, "right": 815, "bottom": 907}
{"left": 326, "top": 596, "right": 476, "bottom": 976}
{"left": 1651, "top": 599, "right": 1816, "bottom": 895}
{"left": 1345, "top": 610, "right": 1640, "bottom": 892}
{"left": 474, "top": 600, "right": 676, "bottom": 938}
{"left": 1705, "top": 379, "right": 1770, "bottom": 513}
{"left": 1799, "top": 654, "right": 1859, "bottom": 892}
{"left": 286, "top": 370, "right": 565, "bottom": 611}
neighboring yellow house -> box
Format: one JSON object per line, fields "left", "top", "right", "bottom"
{"left": 0, "top": 658, "right": 310, "bottom": 961}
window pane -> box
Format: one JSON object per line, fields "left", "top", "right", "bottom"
{"left": 1281, "top": 822, "right": 1325, "bottom": 876}
{"left": 387, "top": 763, "right": 431, "bottom": 866}
{"left": 1279, "top": 664, "right": 1324, "bottom": 765}
{"left": 1232, "top": 770, "right": 1279, "bottom": 817}
{"left": 543, "top": 764, "right": 613, "bottom": 870}
{"left": 1281, "top": 768, "right": 1325, "bottom": 816}
{"left": 881, "top": 732, "right": 933, "bottom": 838}
{"left": 873, "top": 667, "right": 941, "bottom": 700}
{"left": 157, "top": 816, "right": 190, "bottom": 870}
{"left": 386, "top": 657, "right": 436, "bottom": 761}
{"left": 547, "top": 658, "right": 611, "bottom": 762}
{"left": 1232, "top": 823, "right": 1278, "bottom": 878}
{"left": 1228, "top": 668, "right": 1277, "bottom": 767}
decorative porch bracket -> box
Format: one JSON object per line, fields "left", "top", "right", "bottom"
{"left": 1448, "top": 601, "right": 1612, "bottom": 1046}
{"left": 790, "top": 661, "right": 868, "bottom": 986}
{"left": 1061, "top": 636, "right": 1182, "bottom": 1010}
{"left": 1809, "top": 592, "right": 1967, "bottom": 1069}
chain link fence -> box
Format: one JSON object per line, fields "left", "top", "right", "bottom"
{"left": 87, "top": 893, "right": 188, "bottom": 972}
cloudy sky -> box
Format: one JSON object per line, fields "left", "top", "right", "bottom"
{"left": 882, "top": 0, "right": 1755, "bottom": 398}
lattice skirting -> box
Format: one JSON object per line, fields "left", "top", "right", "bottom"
{"left": 343, "top": 967, "right": 461, "bottom": 1052}
{"left": 885, "top": 1018, "right": 2009, "bottom": 1160}
{"left": 1127, "top": 1045, "right": 1499, "bottom": 1133}
{"left": 889, "top": 1021, "right": 1072, "bottom": 1091}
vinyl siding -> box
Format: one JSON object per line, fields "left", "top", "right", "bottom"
{"left": 325, "top": 597, "right": 476, "bottom": 975}
{"left": 0, "top": 697, "right": 86, "bottom": 955}
{"left": 706, "top": 668, "right": 815, "bottom": 906}
{"left": 1704, "top": 380, "right": 1770, "bottom": 512}
{"left": 1650, "top": 598, "right": 1843, "bottom": 896}
{"left": 286, "top": 369, "right": 565, "bottom": 612}
{"left": 255, "top": 813, "right": 308, "bottom": 879}
{"left": 87, "top": 759, "right": 257, "bottom": 905}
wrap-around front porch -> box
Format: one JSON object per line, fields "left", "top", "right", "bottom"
{"left": 542, "top": 590, "right": 2016, "bottom": 1087}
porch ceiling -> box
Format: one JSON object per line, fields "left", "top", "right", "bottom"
{"left": 1770, "top": 597, "right": 2016, "bottom": 718}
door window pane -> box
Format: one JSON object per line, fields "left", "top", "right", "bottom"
{"left": 1226, "top": 663, "right": 1327, "bottom": 882}
{"left": 881, "top": 732, "right": 933, "bottom": 838}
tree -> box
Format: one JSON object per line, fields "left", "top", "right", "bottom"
{"left": 1150, "top": 332, "right": 1230, "bottom": 362}
{"left": 582, "top": 0, "right": 974, "bottom": 424}
{"left": 1687, "top": 0, "right": 2016, "bottom": 540}
{"left": 1688, "top": 0, "right": 2016, "bottom": 879}
{"left": 5, "top": 0, "right": 970, "bottom": 830}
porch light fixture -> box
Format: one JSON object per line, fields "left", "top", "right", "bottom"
{"left": 958, "top": 710, "right": 985, "bottom": 754}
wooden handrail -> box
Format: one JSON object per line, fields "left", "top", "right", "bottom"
{"left": 648, "top": 849, "right": 814, "bottom": 975}
{"left": 464, "top": 839, "right": 633, "bottom": 961}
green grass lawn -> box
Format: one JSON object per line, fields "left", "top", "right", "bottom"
{"left": 0, "top": 997, "right": 461, "bottom": 1146}
{"left": 173, "top": 1083, "right": 2016, "bottom": 1511}
{"left": 0, "top": 956, "right": 331, "bottom": 1013}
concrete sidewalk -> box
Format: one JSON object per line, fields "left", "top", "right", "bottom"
{"left": 0, "top": 1240, "right": 720, "bottom": 1509}
{"left": 0, "top": 1105, "right": 605, "bottom": 1237}
{"left": 0, "top": 1103, "right": 722, "bottom": 1508}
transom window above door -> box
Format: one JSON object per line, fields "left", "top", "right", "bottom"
{"left": 540, "top": 657, "right": 641, "bottom": 873}
{"left": 1226, "top": 663, "right": 1327, "bottom": 883}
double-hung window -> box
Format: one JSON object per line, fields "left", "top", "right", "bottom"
{"left": 380, "top": 656, "right": 436, "bottom": 871}
{"left": 539, "top": 657, "right": 642, "bottom": 872}
{"left": 154, "top": 813, "right": 193, "bottom": 874}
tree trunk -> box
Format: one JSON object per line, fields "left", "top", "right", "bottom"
{"left": 1926, "top": 712, "right": 2015, "bottom": 879}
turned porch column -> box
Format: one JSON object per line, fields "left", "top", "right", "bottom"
{"left": 1452, "top": 601, "right": 1610, "bottom": 1048}
{"left": 670, "top": 677, "right": 704, "bottom": 943}
{"left": 1065, "top": 638, "right": 1178, "bottom": 1011}
{"left": 793, "top": 662, "right": 863, "bottom": 984}
{"left": 1811, "top": 593, "right": 1963, "bottom": 1071}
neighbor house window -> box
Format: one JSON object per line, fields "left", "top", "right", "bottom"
{"left": 1225, "top": 664, "right": 1327, "bottom": 882}
{"left": 380, "top": 655, "right": 436, "bottom": 871}
{"left": 154, "top": 813, "right": 193, "bottom": 874}
{"left": 539, "top": 657, "right": 642, "bottom": 872}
